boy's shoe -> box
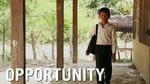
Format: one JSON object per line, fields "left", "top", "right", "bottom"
{"left": 106, "top": 81, "right": 110, "bottom": 84}
{"left": 97, "top": 81, "right": 104, "bottom": 84}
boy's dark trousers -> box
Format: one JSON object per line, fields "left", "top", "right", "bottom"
{"left": 95, "top": 45, "right": 112, "bottom": 84}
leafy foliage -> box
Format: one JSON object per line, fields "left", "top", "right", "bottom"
{"left": 0, "top": 0, "right": 10, "bottom": 41}
{"left": 83, "top": 0, "right": 133, "bottom": 15}
{"left": 1, "top": 0, "right": 133, "bottom": 44}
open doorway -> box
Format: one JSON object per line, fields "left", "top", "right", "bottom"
{"left": 0, "top": 0, "right": 11, "bottom": 84}
{"left": 78, "top": 0, "right": 133, "bottom": 62}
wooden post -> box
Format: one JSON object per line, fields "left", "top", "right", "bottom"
{"left": 72, "top": 0, "right": 78, "bottom": 63}
{"left": 2, "top": 23, "right": 5, "bottom": 61}
{"left": 31, "top": 31, "right": 36, "bottom": 60}
{"left": 52, "top": 35, "right": 55, "bottom": 60}
{"left": 118, "top": 50, "right": 121, "bottom": 60}
{"left": 56, "top": 0, "right": 64, "bottom": 80}
{"left": 11, "top": 0, "right": 25, "bottom": 84}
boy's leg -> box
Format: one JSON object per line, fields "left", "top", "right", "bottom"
{"left": 104, "top": 46, "right": 112, "bottom": 84}
{"left": 105, "top": 64, "right": 112, "bottom": 83}
{"left": 96, "top": 71, "right": 104, "bottom": 84}
{"left": 96, "top": 57, "right": 105, "bottom": 84}
{"left": 95, "top": 46, "right": 105, "bottom": 84}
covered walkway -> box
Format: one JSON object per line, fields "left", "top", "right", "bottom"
{"left": 8, "top": 0, "right": 150, "bottom": 84}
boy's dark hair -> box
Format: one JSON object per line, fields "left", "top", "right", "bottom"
{"left": 98, "top": 7, "right": 110, "bottom": 18}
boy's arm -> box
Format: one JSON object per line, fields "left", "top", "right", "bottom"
{"left": 112, "top": 26, "right": 117, "bottom": 54}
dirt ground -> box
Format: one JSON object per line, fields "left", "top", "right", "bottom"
{"left": 0, "top": 59, "right": 146, "bottom": 84}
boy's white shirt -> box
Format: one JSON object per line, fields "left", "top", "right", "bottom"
{"left": 91, "top": 22, "right": 117, "bottom": 54}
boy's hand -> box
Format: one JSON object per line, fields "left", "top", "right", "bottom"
{"left": 112, "top": 53, "right": 116, "bottom": 62}
{"left": 112, "top": 53, "right": 115, "bottom": 56}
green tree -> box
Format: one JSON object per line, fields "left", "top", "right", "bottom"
{"left": 0, "top": 0, "right": 10, "bottom": 61}
{"left": 0, "top": 0, "right": 10, "bottom": 41}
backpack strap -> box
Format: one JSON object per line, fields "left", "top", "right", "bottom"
{"left": 96, "top": 24, "right": 98, "bottom": 36}
{"left": 95, "top": 24, "right": 98, "bottom": 44}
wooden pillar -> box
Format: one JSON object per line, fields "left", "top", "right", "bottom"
{"left": 56, "top": 0, "right": 64, "bottom": 80}
{"left": 2, "top": 23, "right": 5, "bottom": 61}
{"left": 11, "top": 0, "right": 25, "bottom": 84}
{"left": 72, "top": 0, "right": 78, "bottom": 63}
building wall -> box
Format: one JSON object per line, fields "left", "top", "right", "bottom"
{"left": 133, "top": 0, "right": 150, "bottom": 83}
{"left": 133, "top": 39, "right": 150, "bottom": 84}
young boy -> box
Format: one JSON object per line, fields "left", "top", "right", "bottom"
{"left": 91, "top": 7, "right": 117, "bottom": 84}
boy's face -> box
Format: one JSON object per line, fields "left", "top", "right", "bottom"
{"left": 99, "top": 12, "right": 109, "bottom": 22}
